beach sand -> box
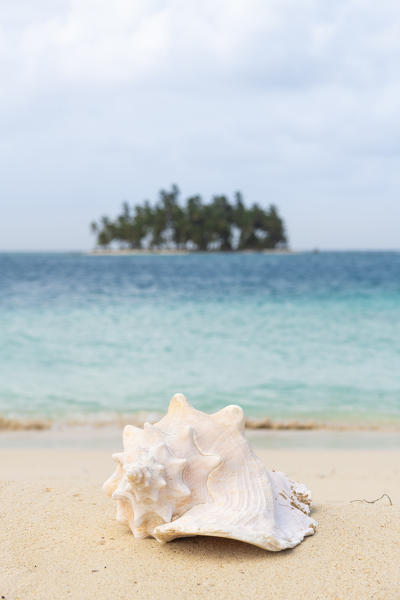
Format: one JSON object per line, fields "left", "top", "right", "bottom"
{"left": 1, "top": 439, "right": 399, "bottom": 599}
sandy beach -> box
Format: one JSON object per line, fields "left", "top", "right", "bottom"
{"left": 1, "top": 434, "right": 399, "bottom": 600}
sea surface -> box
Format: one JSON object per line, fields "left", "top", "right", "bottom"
{"left": 0, "top": 251, "right": 399, "bottom": 426}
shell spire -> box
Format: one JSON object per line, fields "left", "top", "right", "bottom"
{"left": 104, "top": 394, "right": 317, "bottom": 550}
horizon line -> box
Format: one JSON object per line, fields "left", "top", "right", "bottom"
{"left": 0, "top": 248, "right": 399, "bottom": 253}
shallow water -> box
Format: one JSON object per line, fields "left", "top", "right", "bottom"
{"left": 0, "top": 251, "right": 399, "bottom": 424}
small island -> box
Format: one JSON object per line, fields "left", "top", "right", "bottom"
{"left": 90, "top": 185, "right": 287, "bottom": 252}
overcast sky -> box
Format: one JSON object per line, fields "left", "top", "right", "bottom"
{"left": 1, "top": 0, "right": 400, "bottom": 250}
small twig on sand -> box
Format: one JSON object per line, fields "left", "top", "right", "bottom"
{"left": 350, "top": 493, "right": 392, "bottom": 506}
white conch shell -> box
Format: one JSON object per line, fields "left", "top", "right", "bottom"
{"left": 103, "top": 394, "right": 317, "bottom": 551}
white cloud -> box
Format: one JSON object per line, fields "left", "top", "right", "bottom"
{"left": 1, "top": 0, "right": 400, "bottom": 249}
{"left": 1, "top": 0, "right": 398, "bottom": 93}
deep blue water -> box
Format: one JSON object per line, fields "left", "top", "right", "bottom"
{"left": 0, "top": 251, "right": 399, "bottom": 424}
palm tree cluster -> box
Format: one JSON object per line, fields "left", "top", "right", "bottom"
{"left": 90, "top": 185, "right": 287, "bottom": 251}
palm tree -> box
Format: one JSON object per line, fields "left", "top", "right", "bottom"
{"left": 89, "top": 187, "right": 287, "bottom": 251}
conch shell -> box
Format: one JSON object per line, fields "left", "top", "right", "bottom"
{"left": 103, "top": 394, "right": 317, "bottom": 551}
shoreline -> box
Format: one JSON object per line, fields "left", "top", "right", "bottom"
{"left": 1, "top": 412, "right": 400, "bottom": 433}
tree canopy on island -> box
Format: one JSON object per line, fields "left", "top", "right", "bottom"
{"left": 90, "top": 185, "right": 287, "bottom": 251}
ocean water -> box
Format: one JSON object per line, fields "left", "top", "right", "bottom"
{"left": 0, "top": 251, "right": 399, "bottom": 425}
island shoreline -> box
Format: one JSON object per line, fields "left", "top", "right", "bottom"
{"left": 86, "top": 248, "right": 297, "bottom": 256}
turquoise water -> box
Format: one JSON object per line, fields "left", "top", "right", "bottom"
{"left": 0, "top": 252, "right": 399, "bottom": 424}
